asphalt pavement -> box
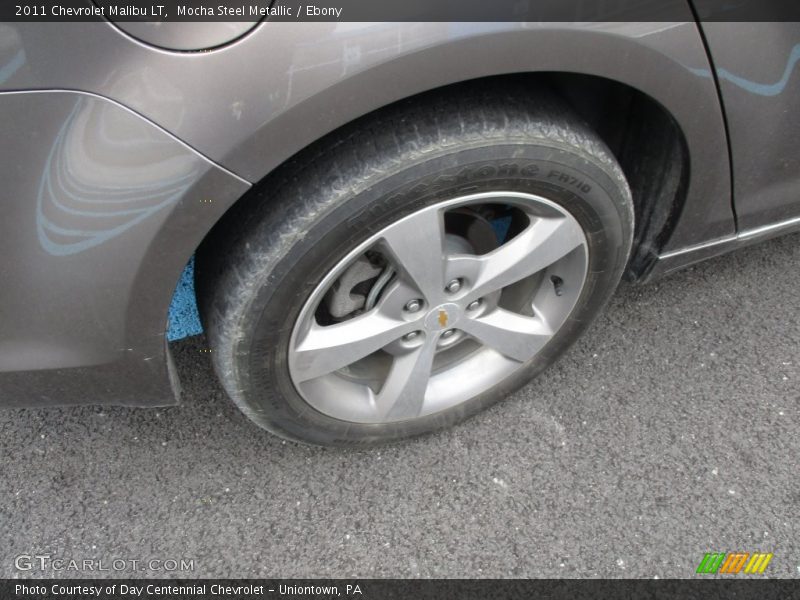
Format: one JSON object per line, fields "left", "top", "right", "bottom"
{"left": 2, "top": 233, "right": 798, "bottom": 579}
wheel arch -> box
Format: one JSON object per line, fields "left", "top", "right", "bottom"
{"left": 188, "top": 24, "right": 730, "bottom": 298}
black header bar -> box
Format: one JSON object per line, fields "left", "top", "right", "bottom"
{"left": 4, "top": 0, "right": 800, "bottom": 22}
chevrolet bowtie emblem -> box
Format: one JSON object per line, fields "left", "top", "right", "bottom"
{"left": 438, "top": 310, "right": 448, "bottom": 328}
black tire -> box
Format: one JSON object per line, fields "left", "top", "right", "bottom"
{"left": 197, "top": 82, "right": 633, "bottom": 447}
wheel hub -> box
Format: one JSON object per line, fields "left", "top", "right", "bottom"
{"left": 424, "top": 303, "right": 461, "bottom": 332}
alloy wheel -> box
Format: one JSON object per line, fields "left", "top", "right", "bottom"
{"left": 288, "top": 191, "right": 588, "bottom": 423}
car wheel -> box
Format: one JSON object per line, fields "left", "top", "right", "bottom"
{"left": 198, "top": 85, "right": 634, "bottom": 446}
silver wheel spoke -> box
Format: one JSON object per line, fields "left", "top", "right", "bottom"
{"left": 375, "top": 337, "right": 438, "bottom": 420}
{"left": 380, "top": 207, "right": 446, "bottom": 303}
{"left": 453, "top": 216, "right": 584, "bottom": 300}
{"left": 292, "top": 311, "right": 415, "bottom": 382}
{"left": 459, "top": 308, "right": 553, "bottom": 362}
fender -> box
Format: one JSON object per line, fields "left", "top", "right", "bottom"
{"left": 3, "top": 18, "right": 731, "bottom": 248}
{"left": 0, "top": 90, "right": 250, "bottom": 407}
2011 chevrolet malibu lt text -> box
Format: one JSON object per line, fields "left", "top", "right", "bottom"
{"left": 0, "top": 9, "right": 797, "bottom": 445}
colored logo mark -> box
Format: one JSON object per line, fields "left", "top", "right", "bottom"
{"left": 696, "top": 552, "right": 773, "bottom": 575}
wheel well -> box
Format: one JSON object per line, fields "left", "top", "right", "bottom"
{"left": 186, "top": 72, "right": 688, "bottom": 340}
{"left": 545, "top": 73, "right": 689, "bottom": 280}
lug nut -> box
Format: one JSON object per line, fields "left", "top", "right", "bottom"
{"left": 441, "top": 329, "right": 456, "bottom": 339}
{"left": 445, "top": 279, "right": 462, "bottom": 294}
{"left": 404, "top": 299, "right": 422, "bottom": 313}
{"left": 467, "top": 300, "right": 481, "bottom": 311}
{"left": 403, "top": 331, "right": 421, "bottom": 342}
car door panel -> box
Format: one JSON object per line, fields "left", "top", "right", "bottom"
{"left": 692, "top": 18, "right": 800, "bottom": 229}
